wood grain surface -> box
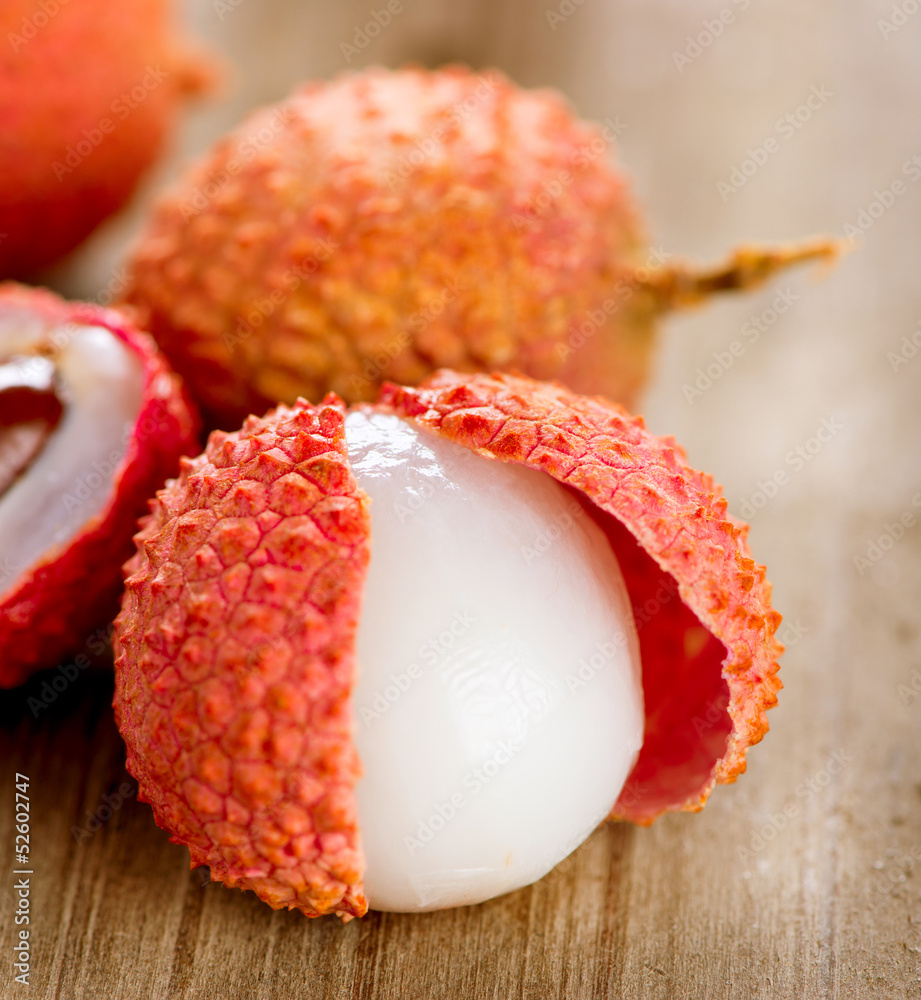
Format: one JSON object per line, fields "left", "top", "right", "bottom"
{"left": 3, "top": 0, "right": 921, "bottom": 997}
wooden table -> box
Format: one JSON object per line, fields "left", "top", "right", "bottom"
{"left": 3, "top": 0, "right": 921, "bottom": 996}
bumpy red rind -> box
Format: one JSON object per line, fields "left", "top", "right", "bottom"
{"left": 0, "top": 283, "right": 199, "bottom": 687}
{"left": 113, "top": 399, "right": 370, "bottom": 919}
{"left": 380, "top": 371, "right": 783, "bottom": 824}
{"left": 123, "top": 64, "right": 649, "bottom": 426}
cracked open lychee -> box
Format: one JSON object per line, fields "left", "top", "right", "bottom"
{"left": 113, "top": 370, "right": 781, "bottom": 918}
{"left": 123, "top": 65, "right": 837, "bottom": 429}
{"left": 0, "top": 0, "right": 213, "bottom": 278}
{"left": 0, "top": 283, "right": 198, "bottom": 688}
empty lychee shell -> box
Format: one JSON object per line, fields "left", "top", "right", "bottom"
{"left": 122, "top": 64, "right": 838, "bottom": 428}
{"left": 113, "top": 370, "right": 780, "bottom": 919}
{"left": 0, "top": 283, "right": 199, "bottom": 688}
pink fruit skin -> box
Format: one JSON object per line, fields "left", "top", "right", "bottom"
{"left": 114, "top": 399, "right": 370, "bottom": 920}
{"left": 0, "top": 283, "right": 200, "bottom": 688}
{"left": 381, "top": 371, "right": 783, "bottom": 824}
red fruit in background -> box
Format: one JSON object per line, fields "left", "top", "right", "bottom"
{"left": 122, "top": 65, "right": 837, "bottom": 429}
{"left": 0, "top": 283, "right": 199, "bottom": 688}
{"left": 113, "top": 371, "right": 781, "bottom": 920}
{"left": 0, "top": 0, "right": 212, "bottom": 279}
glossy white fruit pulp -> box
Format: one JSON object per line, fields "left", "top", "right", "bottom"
{"left": 345, "top": 409, "right": 643, "bottom": 913}
{"left": 0, "top": 316, "right": 143, "bottom": 590}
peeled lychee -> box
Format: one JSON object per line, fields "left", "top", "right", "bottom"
{"left": 0, "top": 0, "right": 211, "bottom": 278}
{"left": 0, "top": 283, "right": 198, "bottom": 688}
{"left": 122, "top": 65, "right": 837, "bottom": 428}
{"left": 113, "top": 370, "right": 781, "bottom": 919}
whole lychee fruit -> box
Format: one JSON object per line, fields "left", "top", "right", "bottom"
{"left": 113, "top": 370, "right": 780, "bottom": 918}
{"left": 0, "top": 283, "right": 199, "bottom": 687}
{"left": 0, "top": 0, "right": 211, "bottom": 278}
{"left": 123, "top": 65, "right": 837, "bottom": 429}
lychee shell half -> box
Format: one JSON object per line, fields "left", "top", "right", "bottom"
{"left": 115, "top": 400, "right": 370, "bottom": 918}
{"left": 113, "top": 370, "right": 780, "bottom": 920}
{"left": 0, "top": 0, "right": 211, "bottom": 278}
{"left": 382, "top": 372, "right": 782, "bottom": 824}
{"left": 122, "top": 64, "right": 836, "bottom": 428}
{"left": 0, "top": 283, "right": 199, "bottom": 687}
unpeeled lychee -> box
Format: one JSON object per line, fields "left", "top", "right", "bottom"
{"left": 0, "top": 0, "right": 212, "bottom": 278}
{"left": 122, "top": 65, "right": 837, "bottom": 428}
{"left": 0, "top": 283, "right": 199, "bottom": 688}
{"left": 113, "top": 370, "right": 781, "bottom": 919}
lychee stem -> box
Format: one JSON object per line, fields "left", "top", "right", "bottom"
{"left": 639, "top": 237, "right": 844, "bottom": 311}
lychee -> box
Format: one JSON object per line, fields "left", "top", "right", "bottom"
{"left": 0, "top": 282, "right": 199, "bottom": 688}
{"left": 122, "top": 65, "right": 837, "bottom": 428}
{"left": 113, "top": 370, "right": 781, "bottom": 918}
{"left": 0, "top": 0, "right": 212, "bottom": 278}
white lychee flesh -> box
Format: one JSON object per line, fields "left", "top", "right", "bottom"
{"left": 0, "top": 318, "right": 144, "bottom": 589}
{"left": 345, "top": 410, "right": 644, "bottom": 913}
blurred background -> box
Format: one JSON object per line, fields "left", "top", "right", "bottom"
{"left": 8, "top": 0, "right": 921, "bottom": 997}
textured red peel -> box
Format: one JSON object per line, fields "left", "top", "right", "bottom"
{"left": 379, "top": 370, "right": 782, "bottom": 824}
{"left": 0, "top": 283, "right": 199, "bottom": 688}
{"left": 113, "top": 369, "right": 781, "bottom": 919}
{"left": 122, "top": 65, "right": 648, "bottom": 426}
{"left": 113, "top": 398, "right": 371, "bottom": 919}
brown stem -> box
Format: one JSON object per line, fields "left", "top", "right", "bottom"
{"left": 637, "top": 237, "right": 845, "bottom": 311}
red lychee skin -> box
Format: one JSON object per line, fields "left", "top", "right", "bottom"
{"left": 0, "top": 0, "right": 211, "bottom": 278}
{"left": 0, "top": 283, "right": 199, "bottom": 688}
{"left": 380, "top": 371, "right": 782, "bottom": 824}
{"left": 114, "top": 400, "right": 371, "bottom": 920}
{"left": 120, "top": 65, "right": 648, "bottom": 426}
{"left": 122, "top": 65, "right": 838, "bottom": 430}
{"left": 113, "top": 370, "right": 781, "bottom": 918}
